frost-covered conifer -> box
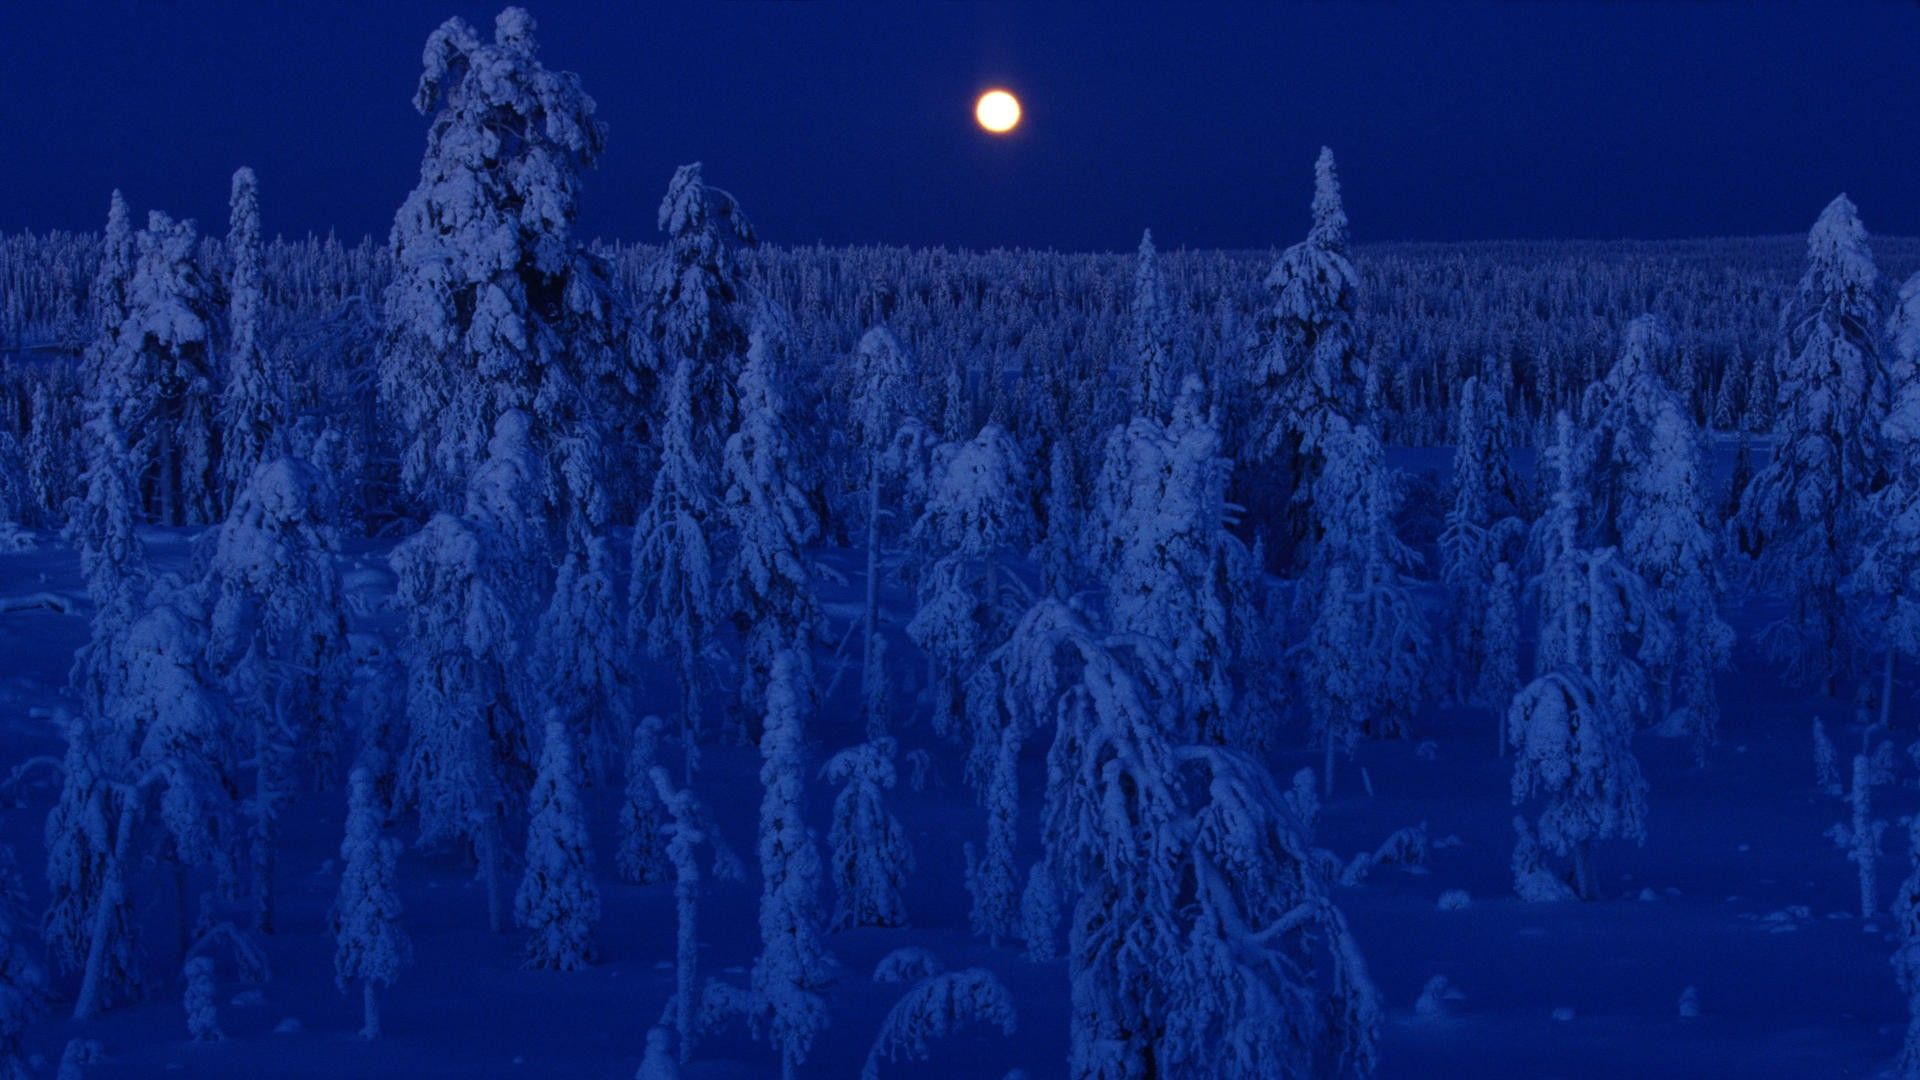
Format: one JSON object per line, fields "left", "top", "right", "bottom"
{"left": 642, "top": 162, "right": 757, "bottom": 471}
{"left": 42, "top": 712, "right": 142, "bottom": 1016}
{"left": 1297, "top": 422, "right": 1428, "bottom": 758}
{"left": 26, "top": 384, "right": 67, "bottom": 527}
{"left": 204, "top": 456, "right": 348, "bottom": 930}
{"left": 1732, "top": 195, "right": 1892, "bottom": 689}
{"left": 724, "top": 314, "right": 824, "bottom": 718}
{"left": 110, "top": 211, "right": 217, "bottom": 525}
{"left": 844, "top": 326, "right": 922, "bottom": 738}
{"left": 533, "top": 535, "right": 627, "bottom": 787}
{"left": 1509, "top": 816, "right": 1576, "bottom": 903}
{"left": 714, "top": 649, "right": 831, "bottom": 1079}
{"left": 1479, "top": 561, "right": 1521, "bottom": 754}
{"left": 616, "top": 716, "right": 668, "bottom": 885}
{"left": 1859, "top": 272, "right": 1920, "bottom": 724}
{"left": 1507, "top": 672, "right": 1646, "bottom": 901}
{"left": 861, "top": 966, "right": 1017, "bottom": 1080}
{"left": 1037, "top": 440, "right": 1080, "bottom": 600}
{"left": 965, "top": 729, "right": 1021, "bottom": 946}
{"left": 1246, "top": 148, "right": 1365, "bottom": 567}
{"left": 380, "top": 6, "right": 632, "bottom": 524}
{"left": 993, "top": 598, "right": 1379, "bottom": 1077}
{"left": 823, "top": 737, "right": 913, "bottom": 930}
{"left": 390, "top": 508, "right": 532, "bottom": 932}
{"left": 67, "top": 414, "right": 150, "bottom": 718}
{"left": 908, "top": 423, "right": 1032, "bottom": 738}
{"left": 182, "top": 955, "right": 221, "bottom": 1041}
{"left": 1586, "top": 317, "right": 1731, "bottom": 757}
{"left": 636, "top": 1026, "right": 680, "bottom": 1080}
{"left": 631, "top": 355, "right": 719, "bottom": 770}
{"left": 1439, "top": 375, "right": 1523, "bottom": 702}
{"left": 1090, "top": 379, "right": 1241, "bottom": 744}
{"left": 1129, "top": 229, "right": 1188, "bottom": 421}
{"left": 332, "top": 768, "right": 409, "bottom": 1039}
{"left": 650, "top": 766, "right": 741, "bottom": 1064}
{"left": 516, "top": 719, "right": 600, "bottom": 970}
{"left": 218, "top": 167, "right": 288, "bottom": 506}
{"left": 79, "top": 191, "right": 134, "bottom": 408}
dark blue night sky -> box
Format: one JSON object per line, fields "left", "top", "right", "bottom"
{"left": 3, "top": 2, "right": 1918, "bottom": 249}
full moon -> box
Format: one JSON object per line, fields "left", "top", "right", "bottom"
{"left": 975, "top": 89, "right": 1022, "bottom": 134}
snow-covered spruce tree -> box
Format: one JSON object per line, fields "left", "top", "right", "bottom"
{"left": 861, "top": 966, "right": 1017, "bottom": 1080}
{"left": 533, "top": 534, "right": 628, "bottom": 788}
{"left": 637, "top": 1025, "right": 680, "bottom": 1079}
{"left": 996, "top": 598, "right": 1379, "bottom": 1077}
{"left": 516, "top": 718, "right": 600, "bottom": 970}
{"left": 42, "top": 711, "right": 143, "bottom": 1018}
{"left": 26, "top": 384, "right": 69, "bottom": 528}
{"left": 204, "top": 456, "right": 348, "bottom": 932}
{"left": 1245, "top": 147, "right": 1365, "bottom": 569}
{"left": 1892, "top": 816, "right": 1920, "bottom": 1077}
{"left": 1507, "top": 668, "right": 1647, "bottom": 902}
{"left": 650, "top": 765, "right": 742, "bottom": 1065}
{"left": 1828, "top": 751, "right": 1887, "bottom": 921}
{"left": 1037, "top": 439, "right": 1081, "bottom": 600}
{"left": 1858, "top": 271, "right": 1920, "bottom": 731}
{"left": 67, "top": 413, "right": 150, "bottom": 719}
{"left": 1128, "top": 229, "right": 1189, "bottom": 422}
{"left": 907, "top": 423, "right": 1033, "bottom": 739}
{"left": 331, "top": 768, "right": 408, "bottom": 1039}
{"left": 379, "top": 7, "right": 634, "bottom": 519}
{"left": 616, "top": 715, "right": 668, "bottom": 885}
{"left": 823, "top": 737, "right": 913, "bottom": 930}
{"left": 1296, "top": 422, "right": 1429, "bottom": 762}
{"left": 964, "top": 726, "right": 1022, "bottom": 946}
{"left": 390, "top": 504, "right": 534, "bottom": 933}
{"left": 1585, "top": 316, "right": 1732, "bottom": 757}
{"left": 106, "top": 211, "right": 218, "bottom": 525}
{"left": 78, "top": 191, "right": 134, "bottom": 435}
{"left": 630, "top": 355, "right": 720, "bottom": 773}
{"left": 843, "top": 326, "right": 923, "bottom": 738}
{"left": 724, "top": 312, "right": 824, "bottom": 721}
{"left": 641, "top": 162, "right": 757, "bottom": 472}
{"left": 0, "top": 845, "right": 45, "bottom": 1080}
{"left": 1439, "top": 374, "right": 1523, "bottom": 704}
{"left": 1731, "top": 194, "right": 1892, "bottom": 691}
{"left": 1479, "top": 561, "right": 1521, "bottom": 755}
{"left": 1088, "top": 378, "right": 1244, "bottom": 745}
{"left": 707, "top": 649, "right": 832, "bottom": 1080}
{"left": 1529, "top": 413, "right": 1663, "bottom": 729}
{"left": 217, "top": 166, "right": 289, "bottom": 507}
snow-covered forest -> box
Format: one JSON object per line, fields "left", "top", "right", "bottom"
{"left": 5, "top": 7, "right": 1920, "bottom": 1078}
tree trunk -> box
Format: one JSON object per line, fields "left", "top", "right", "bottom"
{"left": 361, "top": 980, "right": 381, "bottom": 1040}
{"left": 1573, "top": 841, "right": 1596, "bottom": 901}
{"left": 482, "top": 817, "right": 504, "bottom": 934}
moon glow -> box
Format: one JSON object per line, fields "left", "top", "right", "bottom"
{"left": 975, "top": 89, "right": 1022, "bottom": 134}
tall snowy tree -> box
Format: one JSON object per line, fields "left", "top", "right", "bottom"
{"left": 908, "top": 423, "right": 1033, "bottom": 739}
{"left": 822, "top": 737, "right": 913, "bottom": 931}
{"left": 533, "top": 534, "right": 628, "bottom": 787}
{"left": 1585, "top": 317, "right": 1732, "bottom": 757}
{"left": 641, "top": 162, "right": 757, "bottom": 471}
{"left": 724, "top": 312, "right": 824, "bottom": 720}
{"left": 1128, "top": 229, "right": 1188, "bottom": 422}
{"left": 1089, "top": 379, "right": 1244, "bottom": 745}
{"left": 79, "top": 191, "right": 134, "bottom": 428}
{"left": 103, "top": 211, "right": 217, "bottom": 525}
{"left": 515, "top": 718, "right": 600, "bottom": 970}
{"left": 331, "top": 768, "right": 409, "bottom": 1039}
{"left": 390, "top": 503, "right": 533, "bottom": 933}
{"left": 378, "top": 7, "right": 633, "bottom": 519}
{"left": 1245, "top": 147, "right": 1365, "bottom": 569}
{"left": 204, "top": 456, "right": 349, "bottom": 931}
{"left": 650, "top": 766, "right": 741, "bottom": 1065}
{"left": 217, "top": 166, "right": 288, "bottom": 507}
{"left": 1439, "top": 374, "right": 1523, "bottom": 703}
{"left": 1731, "top": 194, "right": 1892, "bottom": 690}
{"left": 842, "top": 326, "right": 923, "bottom": 739}
{"left": 708, "top": 649, "right": 832, "bottom": 1080}
{"left": 631, "top": 355, "right": 720, "bottom": 772}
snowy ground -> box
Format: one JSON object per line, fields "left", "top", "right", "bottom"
{"left": 1, "top": 515, "right": 1910, "bottom": 1079}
